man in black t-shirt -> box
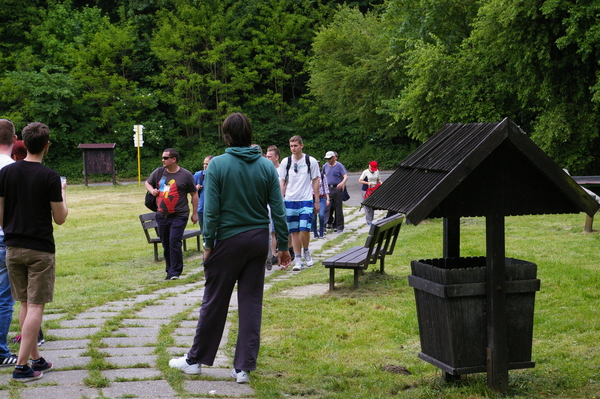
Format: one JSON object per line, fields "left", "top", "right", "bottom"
{"left": 0, "top": 122, "right": 68, "bottom": 382}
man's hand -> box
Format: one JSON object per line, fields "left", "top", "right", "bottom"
{"left": 191, "top": 213, "right": 198, "bottom": 224}
{"left": 203, "top": 248, "right": 212, "bottom": 263}
{"left": 278, "top": 250, "right": 292, "bottom": 269}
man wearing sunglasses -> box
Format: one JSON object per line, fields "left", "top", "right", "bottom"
{"left": 145, "top": 149, "right": 198, "bottom": 280}
{"left": 279, "top": 136, "right": 320, "bottom": 271}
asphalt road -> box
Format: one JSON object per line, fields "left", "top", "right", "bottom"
{"left": 344, "top": 170, "right": 393, "bottom": 207}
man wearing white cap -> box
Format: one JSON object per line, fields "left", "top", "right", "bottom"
{"left": 323, "top": 151, "right": 348, "bottom": 233}
{"left": 358, "top": 161, "right": 382, "bottom": 225}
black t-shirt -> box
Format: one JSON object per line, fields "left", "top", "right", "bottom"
{"left": 147, "top": 167, "right": 196, "bottom": 216}
{"left": 0, "top": 160, "right": 63, "bottom": 253}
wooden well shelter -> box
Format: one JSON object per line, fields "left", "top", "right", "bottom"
{"left": 363, "top": 117, "right": 598, "bottom": 392}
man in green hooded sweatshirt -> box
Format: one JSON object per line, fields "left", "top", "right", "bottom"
{"left": 169, "top": 112, "right": 291, "bottom": 384}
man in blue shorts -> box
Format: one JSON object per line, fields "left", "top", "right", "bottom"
{"left": 279, "top": 136, "right": 320, "bottom": 271}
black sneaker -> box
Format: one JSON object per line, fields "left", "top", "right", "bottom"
{"left": 31, "top": 357, "right": 52, "bottom": 372}
{"left": 13, "top": 366, "right": 43, "bottom": 382}
{"left": 265, "top": 257, "right": 272, "bottom": 271}
{"left": 0, "top": 354, "right": 17, "bottom": 367}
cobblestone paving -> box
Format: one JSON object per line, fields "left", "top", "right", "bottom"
{"left": 0, "top": 206, "right": 386, "bottom": 398}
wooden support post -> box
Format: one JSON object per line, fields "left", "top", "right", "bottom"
{"left": 443, "top": 217, "right": 460, "bottom": 258}
{"left": 584, "top": 214, "right": 594, "bottom": 233}
{"left": 486, "top": 215, "right": 509, "bottom": 392}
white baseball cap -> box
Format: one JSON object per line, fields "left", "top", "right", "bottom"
{"left": 324, "top": 151, "right": 336, "bottom": 159}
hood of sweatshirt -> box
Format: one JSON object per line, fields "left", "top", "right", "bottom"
{"left": 225, "top": 146, "right": 263, "bottom": 162}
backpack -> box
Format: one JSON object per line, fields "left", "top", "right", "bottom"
{"left": 284, "top": 154, "right": 311, "bottom": 185}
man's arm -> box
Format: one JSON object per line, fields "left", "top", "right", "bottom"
{"left": 312, "top": 176, "right": 320, "bottom": 213}
{"left": 190, "top": 191, "right": 198, "bottom": 224}
{"left": 145, "top": 180, "right": 159, "bottom": 196}
{"left": 337, "top": 173, "right": 348, "bottom": 190}
{"left": 51, "top": 182, "right": 68, "bottom": 225}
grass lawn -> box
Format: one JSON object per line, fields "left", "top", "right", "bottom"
{"left": 16, "top": 184, "right": 599, "bottom": 398}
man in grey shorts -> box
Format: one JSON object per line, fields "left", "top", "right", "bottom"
{"left": 0, "top": 122, "right": 68, "bottom": 382}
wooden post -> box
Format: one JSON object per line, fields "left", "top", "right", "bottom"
{"left": 485, "top": 215, "right": 508, "bottom": 392}
{"left": 584, "top": 214, "right": 594, "bottom": 233}
{"left": 443, "top": 217, "right": 460, "bottom": 258}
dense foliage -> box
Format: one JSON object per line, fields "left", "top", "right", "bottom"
{"left": 1, "top": 0, "right": 599, "bottom": 178}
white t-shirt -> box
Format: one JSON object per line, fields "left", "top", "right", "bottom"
{"left": 360, "top": 169, "right": 380, "bottom": 188}
{"left": 0, "top": 154, "right": 14, "bottom": 237}
{"left": 279, "top": 155, "right": 320, "bottom": 201}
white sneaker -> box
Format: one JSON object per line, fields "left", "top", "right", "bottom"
{"left": 292, "top": 258, "right": 304, "bottom": 271}
{"left": 303, "top": 249, "right": 314, "bottom": 267}
{"left": 231, "top": 369, "right": 250, "bottom": 383}
{"left": 169, "top": 356, "right": 201, "bottom": 374}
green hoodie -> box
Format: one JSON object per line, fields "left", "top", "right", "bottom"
{"left": 203, "top": 146, "right": 289, "bottom": 250}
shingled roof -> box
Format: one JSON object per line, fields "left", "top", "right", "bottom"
{"left": 363, "top": 118, "right": 599, "bottom": 225}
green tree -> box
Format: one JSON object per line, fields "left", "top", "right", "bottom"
{"left": 308, "top": 6, "right": 399, "bottom": 139}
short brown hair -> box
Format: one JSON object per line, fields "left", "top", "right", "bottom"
{"left": 289, "top": 135, "right": 303, "bottom": 145}
{"left": 22, "top": 122, "right": 49, "bottom": 155}
{"left": 267, "top": 145, "right": 280, "bottom": 158}
{"left": 0, "top": 119, "right": 15, "bottom": 146}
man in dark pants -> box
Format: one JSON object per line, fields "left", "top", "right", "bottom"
{"left": 145, "top": 149, "right": 198, "bottom": 280}
{"left": 323, "top": 151, "right": 348, "bottom": 233}
{"left": 169, "top": 113, "right": 291, "bottom": 384}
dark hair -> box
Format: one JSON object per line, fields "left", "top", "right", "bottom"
{"left": 22, "top": 122, "right": 49, "bottom": 155}
{"left": 164, "top": 148, "right": 179, "bottom": 163}
{"left": 0, "top": 119, "right": 15, "bottom": 146}
{"left": 222, "top": 113, "right": 252, "bottom": 147}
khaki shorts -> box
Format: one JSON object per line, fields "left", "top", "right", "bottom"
{"left": 6, "top": 247, "right": 55, "bottom": 304}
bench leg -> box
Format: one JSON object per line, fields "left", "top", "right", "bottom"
{"left": 183, "top": 239, "right": 187, "bottom": 251}
{"left": 585, "top": 214, "right": 594, "bottom": 233}
{"left": 196, "top": 235, "right": 201, "bottom": 251}
{"left": 329, "top": 268, "right": 335, "bottom": 291}
{"left": 153, "top": 243, "right": 159, "bottom": 262}
{"left": 353, "top": 269, "right": 359, "bottom": 289}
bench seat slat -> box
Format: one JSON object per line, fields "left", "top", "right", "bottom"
{"left": 139, "top": 213, "right": 202, "bottom": 261}
{"left": 322, "top": 214, "right": 404, "bottom": 290}
{"left": 322, "top": 246, "right": 368, "bottom": 267}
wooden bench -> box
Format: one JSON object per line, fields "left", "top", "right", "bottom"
{"left": 571, "top": 176, "right": 600, "bottom": 232}
{"left": 139, "top": 213, "right": 203, "bottom": 261}
{"left": 322, "top": 214, "right": 404, "bottom": 290}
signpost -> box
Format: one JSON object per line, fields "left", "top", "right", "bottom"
{"left": 133, "top": 125, "right": 143, "bottom": 185}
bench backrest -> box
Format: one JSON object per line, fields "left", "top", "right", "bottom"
{"left": 139, "top": 213, "right": 159, "bottom": 243}
{"left": 364, "top": 214, "right": 404, "bottom": 267}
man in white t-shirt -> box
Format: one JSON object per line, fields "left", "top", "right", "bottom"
{"left": 0, "top": 119, "right": 17, "bottom": 368}
{"left": 279, "top": 136, "right": 320, "bottom": 271}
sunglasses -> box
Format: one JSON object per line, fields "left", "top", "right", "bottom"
{"left": 293, "top": 163, "right": 298, "bottom": 173}
{"left": 162, "top": 156, "right": 173, "bottom": 160}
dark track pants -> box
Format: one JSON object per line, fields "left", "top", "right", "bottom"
{"left": 156, "top": 213, "right": 188, "bottom": 278}
{"left": 187, "top": 228, "right": 268, "bottom": 371}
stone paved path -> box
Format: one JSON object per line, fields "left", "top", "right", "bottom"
{"left": 0, "top": 206, "right": 386, "bottom": 398}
